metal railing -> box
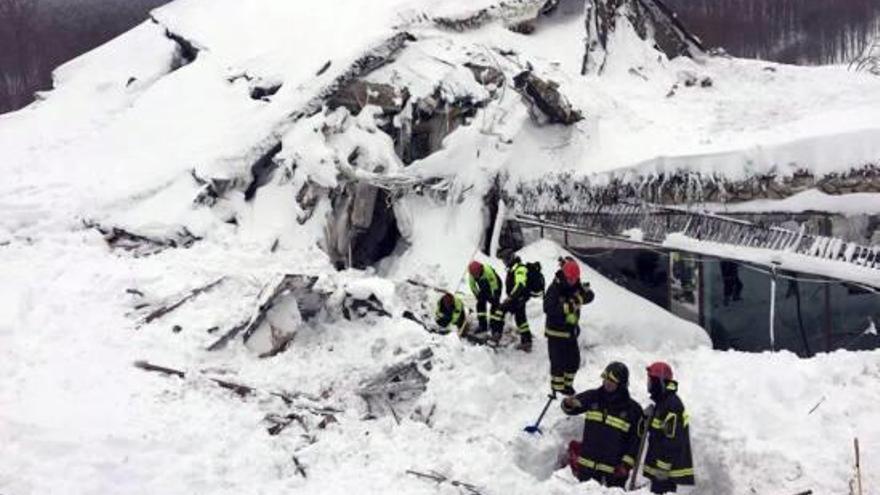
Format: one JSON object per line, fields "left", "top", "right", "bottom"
{"left": 514, "top": 199, "right": 880, "bottom": 271}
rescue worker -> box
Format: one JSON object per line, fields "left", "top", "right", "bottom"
{"left": 467, "top": 260, "right": 504, "bottom": 342}
{"left": 643, "top": 362, "right": 695, "bottom": 494}
{"left": 434, "top": 292, "right": 468, "bottom": 336}
{"left": 501, "top": 256, "right": 544, "bottom": 352}
{"left": 543, "top": 257, "right": 594, "bottom": 396}
{"left": 561, "top": 362, "right": 645, "bottom": 488}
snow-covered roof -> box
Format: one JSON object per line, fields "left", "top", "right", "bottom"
{"left": 2, "top": 0, "right": 880, "bottom": 239}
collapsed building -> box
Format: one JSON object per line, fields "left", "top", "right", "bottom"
{"left": 27, "top": 0, "right": 880, "bottom": 357}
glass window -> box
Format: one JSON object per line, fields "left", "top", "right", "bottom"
{"left": 578, "top": 249, "right": 668, "bottom": 309}
{"left": 669, "top": 252, "right": 700, "bottom": 325}
{"left": 702, "top": 260, "right": 772, "bottom": 352}
{"left": 772, "top": 274, "right": 827, "bottom": 356}
{"left": 827, "top": 283, "right": 880, "bottom": 351}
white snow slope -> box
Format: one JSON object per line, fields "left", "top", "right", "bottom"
{"left": 1, "top": 1, "right": 879, "bottom": 494}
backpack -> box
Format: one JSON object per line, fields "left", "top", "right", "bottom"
{"left": 526, "top": 262, "right": 545, "bottom": 296}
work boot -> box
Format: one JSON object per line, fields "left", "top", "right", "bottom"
{"left": 516, "top": 332, "right": 533, "bottom": 352}
{"left": 561, "top": 385, "right": 576, "bottom": 397}
{"left": 465, "top": 329, "right": 489, "bottom": 345}
{"left": 489, "top": 331, "right": 502, "bottom": 345}
{"left": 516, "top": 339, "right": 532, "bottom": 353}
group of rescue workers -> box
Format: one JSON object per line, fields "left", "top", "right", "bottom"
{"left": 433, "top": 256, "right": 694, "bottom": 493}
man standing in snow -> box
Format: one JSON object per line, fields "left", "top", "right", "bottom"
{"left": 543, "top": 257, "right": 594, "bottom": 396}
{"left": 434, "top": 292, "right": 468, "bottom": 335}
{"left": 561, "top": 362, "right": 644, "bottom": 488}
{"left": 500, "top": 255, "right": 544, "bottom": 352}
{"left": 467, "top": 261, "right": 504, "bottom": 342}
{"left": 643, "top": 362, "right": 695, "bottom": 494}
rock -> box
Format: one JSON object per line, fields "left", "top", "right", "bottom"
{"left": 582, "top": 0, "right": 704, "bottom": 74}
{"left": 509, "top": 20, "right": 536, "bottom": 34}
{"left": 513, "top": 71, "right": 583, "bottom": 125}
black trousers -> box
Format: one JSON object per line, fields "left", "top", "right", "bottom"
{"left": 508, "top": 300, "right": 533, "bottom": 343}
{"left": 475, "top": 297, "right": 503, "bottom": 335}
{"left": 547, "top": 335, "right": 580, "bottom": 393}
{"left": 650, "top": 480, "right": 677, "bottom": 493}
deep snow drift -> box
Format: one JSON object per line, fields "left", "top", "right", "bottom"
{"left": 1, "top": 0, "right": 879, "bottom": 494}
{"left": 1, "top": 235, "right": 877, "bottom": 495}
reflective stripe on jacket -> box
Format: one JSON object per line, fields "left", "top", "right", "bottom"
{"left": 543, "top": 269, "right": 594, "bottom": 339}
{"left": 435, "top": 294, "right": 465, "bottom": 330}
{"left": 644, "top": 381, "right": 695, "bottom": 485}
{"left": 562, "top": 387, "right": 645, "bottom": 478}
{"left": 469, "top": 263, "right": 501, "bottom": 301}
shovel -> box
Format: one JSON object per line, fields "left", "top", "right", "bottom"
{"left": 524, "top": 393, "right": 556, "bottom": 434}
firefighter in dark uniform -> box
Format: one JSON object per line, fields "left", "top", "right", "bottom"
{"left": 501, "top": 256, "right": 543, "bottom": 352}
{"left": 643, "top": 362, "right": 695, "bottom": 494}
{"left": 543, "top": 257, "right": 594, "bottom": 396}
{"left": 467, "top": 261, "right": 504, "bottom": 342}
{"left": 434, "top": 292, "right": 468, "bottom": 336}
{"left": 561, "top": 362, "right": 645, "bottom": 488}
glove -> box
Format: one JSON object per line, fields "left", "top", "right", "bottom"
{"left": 561, "top": 397, "right": 581, "bottom": 413}
{"left": 613, "top": 464, "right": 630, "bottom": 478}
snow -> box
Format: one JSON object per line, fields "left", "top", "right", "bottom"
{"left": 664, "top": 233, "right": 880, "bottom": 289}
{"left": 49, "top": 21, "right": 181, "bottom": 98}
{"left": 2, "top": 233, "right": 877, "bottom": 495}
{"left": 2, "top": 0, "right": 880, "bottom": 494}
{"left": 703, "top": 189, "right": 880, "bottom": 216}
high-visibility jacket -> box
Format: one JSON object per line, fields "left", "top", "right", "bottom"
{"left": 505, "top": 262, "right": 529, "bottom": 301}
{"left": 469, "top": 263, "right": 502, "bottom": 302}
{"left": 562, "top": 387, "right": 645, "bottom": 478}
{"left": 644, "top": 381, "right": 695, "bottom": 486}
{"left": 543, "top": 270, "right": 594, "bottom": 339}
{"left": 435, "top": 294, "right": 465, "bottom": 332}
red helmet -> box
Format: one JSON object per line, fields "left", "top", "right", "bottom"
{"left": 562, "top": 259, "right": 580, "bottom": 284}
{"left": 646, "top": 362, "right": 674, "bottom": 381}
{"left": 468, "top": 261, "right": 483, "bottom": 277}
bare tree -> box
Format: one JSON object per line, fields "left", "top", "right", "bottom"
{"left": 0, "top": 0, "right": 41, "bottom": 112}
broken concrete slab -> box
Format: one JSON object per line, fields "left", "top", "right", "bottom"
{"left": 464, "top": 63, "right": 506, "bottom": 92}
{"left": 358, "top": 348, "right": 433, "bottom": 423}
{"left": 209, "top": 273, "right": 399, "bottom": 355}
{"left": 327, "top": 80, "right": 410, "bottom": 116}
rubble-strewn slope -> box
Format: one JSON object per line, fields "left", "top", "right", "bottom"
{"left": 1, "top": 1, "right": 879, "bottom": 494}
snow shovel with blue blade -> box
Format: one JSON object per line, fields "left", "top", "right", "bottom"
{"left": 524, "top": 393, "right": 556, "bottom": 434}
